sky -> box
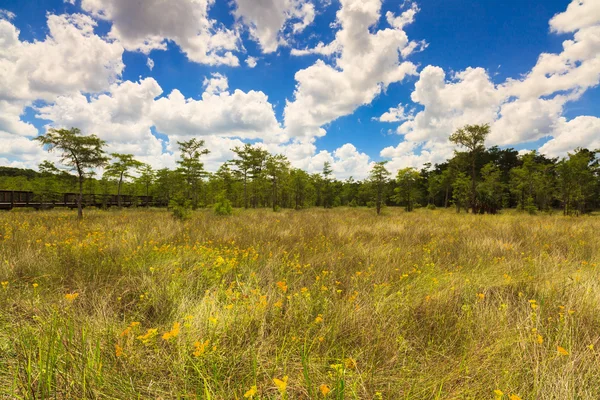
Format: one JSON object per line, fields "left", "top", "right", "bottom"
{"left": 1, "top": 0, "right": 599, "bottom": 179}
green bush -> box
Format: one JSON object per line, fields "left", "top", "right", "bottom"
{"left": 169, "top": 196, "right": 192, "bottom": 221}
{"left": 214, "top": 195, "right": 233, "bottom": 216}
{"left": 524, "top": 196, "right": 537, "bottom": 215}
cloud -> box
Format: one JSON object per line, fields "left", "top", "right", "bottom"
{"left": 0, "top": 12, "right": 125, "bottom": 168}
{"left": 34, "top": 74, "right": 288, "bottom": 168}
{"left": 382, "top": 0, "right": 600, "bottom": 167}
{"left": 232, "top": 0, "right": 316, "bottom": 53}
{"left": 202, "top": 73, "right": 229, "bottom": 95}
{"left": 246, "top": 56, "right": 258, "bottom": 68}
{"left": 549, "top": 0, "right": 600, "bottom": 34}
{"left": 539, "top": 116, "right": 600, "bottom": 157}
{"left": 36, "top": 78, "right": 166, "bottom": 168}
{"left": 152, "top": 85, "right": 285, "bottom": 143}
{"left": 80, "top": 0, "right": 239, "bottom": 66}
{"left": 376, "top": 104, "right": 413, "bottom": 123}
{"left": 0, "top": 9, "right": 16, "bottom": 20}
{"left": 397, "top": 66, "right": 501, "bottom": 143}
{"left": 0, "top": 100, "right": 38, "bottom": 137}
{"left": 261, "top": 140, "right": 373, "bottom": 179}
{"left": 0, "top": 13, "right": 124, "bottom": 102}
{"left": 284, "top": 0, "right": 419, "bottom": 139}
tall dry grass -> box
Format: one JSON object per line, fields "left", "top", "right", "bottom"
{"left": 0, "top": 207, "right": 598, "bottom": 399}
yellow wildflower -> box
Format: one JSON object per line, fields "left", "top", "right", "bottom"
{"left": 137, "top": 328, "right": 158, "bottom": 344}
{"left": 32, "top": 283, "right": 39, "bottom": 289}
{"left": 65, "top": 292, "right": 79, "bottom": 302}
{"left": 537, "top": 335, "right": 543, "bottom": 344}
{"left": 115, "top": 344, "right": 123, "bottom": 357}
{"left": 494, "top": 389, "right": 504, "bottom": 397}
{"left": 276, "top": 281, "right": 288, "bottom": 293}
{"left": 509, "top": 395, "right": 521, "bottom": 400}
{"left": 314, "top": 314, "right": 323, "bottom": 323}
{"left": 244, "top": 385, "right": 257, "bottom": 398}
{"left": 319, "top": 384, "right": 331, "bottom": 396}
{"left": 557, "top": 346, "right": 569, "bottom": 356}
{"left": 1, "top": 281, "right": 8, "bottom": 289}
{"left": 476, "top": 293, "right": 485, "bottom": 300}
{"left": 193, "top": 339, "right": 210, "bottom": 357}
{"left": 273, "top": 376, "right": 288, "bottom": 394}
{"left": 162, "top": 322, "right": 181, "bottom": 340}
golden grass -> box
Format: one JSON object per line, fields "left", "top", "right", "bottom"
{"left": 0, "top": 208, "right": 599, "bottom": 399}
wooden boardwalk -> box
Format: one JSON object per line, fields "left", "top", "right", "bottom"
{"left": 0, "top": 190, "right": 159, "bottom": 210}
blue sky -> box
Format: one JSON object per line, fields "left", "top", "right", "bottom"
{"left": 1, "top": 0, "right": 599, "bottom": 178}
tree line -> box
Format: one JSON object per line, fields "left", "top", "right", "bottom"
{"left": 0, "top": 125, "right": 598, "bottom": 218}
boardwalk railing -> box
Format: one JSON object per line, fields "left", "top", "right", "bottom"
{"left": 0, "top": 190, "right": 164, "bottom": 210}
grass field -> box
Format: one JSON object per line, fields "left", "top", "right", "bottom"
{"left": 0, "top": 208, "right": 599, "bottom": 399}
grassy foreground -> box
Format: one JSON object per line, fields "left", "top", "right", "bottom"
{"left": 0, "top": 208, "right": 599, "bottom": 399}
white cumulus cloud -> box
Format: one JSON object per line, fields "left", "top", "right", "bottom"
{"left": 284, "top": 0, "right": 420, "bottom": 139}
{"left": 80, "top": 0, "right": 240, "bottom": 66}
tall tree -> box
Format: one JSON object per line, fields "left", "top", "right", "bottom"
{"left": 215, "top": 162, "right": 235, "bottom": 201}
{"left": 136, "top": 164, "right": 155, "bottom": 206}
{"left": 104, "top": 153, "right": 143, "bottom": 207}
{"left": 477, "top": 163, "right": 504, "bottom": 214}
{"left": 35, "top": 128, "right": 108, "bottom": 219}
{"left": 265, "top": 154, "right": 290, "bottom": 211}
{"left": 450, "top": 124, "right": 490, "bottom": 213}
{"left": 322, "top": 161, "right": 334, "bottom": 208}
{"left": 369, "top": 161, "right": 391, "bottom": 215}
{"left": 452, "top": 173, "right": 471, "bottom": 213}
{"left": 177, "top": 139, "right": 210, "bottom": 209}
{"left": 556, "top": 149, "right": 597, "bottom": 215}
{"left": 394, "top": 168, "right": 422, "bottom": 212}
{"left": 290, "top": 168, "right": 311, "bottom": 209}
{"left": 231, "top": 143, "right": 268, "bottom": 208}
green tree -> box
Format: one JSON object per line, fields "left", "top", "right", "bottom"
{"left": 265, "top": 154, "right": 290, "bottom": 211}
{"left": 177, "top": 139, "right": 210, "bottom": 209}
{"left": 322, "top": 161, "right": 334, "bottom": 208}
{"left": 231, "top": 144, "right": 268, "bottom": 209}
{"left": 290, "top": 168, "right": 312, "bottom": 209}
{"left": 136, "top": 164, "right": 155, "bottom": 206}
{"left": 394, "top": 168, "right": 421, "bottom": 212}
{"left": 452, "top": 173, "right": 471, "bottom": 213}
{"left": 556, "top": 149, "right": 597, "bottom": 215}
{"left": 477, "top": 163, "right": 504, "bottom": 214}
{"left": 450, "top": 124, "right": 490, "bottom": 213}
{"left": 34, "top": 127, "right": 108, "bottom": 219}
{"left": 104, "top": 153, "right": 143, "bottom": 208}
{"left": 215, "top": 162, "right": 235, "bottom": 202}
{"left": 369, "top": 161, "right": 391, "bottom": 215}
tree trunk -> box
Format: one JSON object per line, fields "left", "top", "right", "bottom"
{"left": 117, "top": 172, "right": 123, "bottom": 208}
{"left": 78, "top": 175, "right": 84, "bottom": 220}
{"left": 244, "top": 172, "right": 248, "bottom": 209}
{"left": 272, "top": 180, "right": 277, "bottom": 211}
{"left": 471, "top": 158, "right": 476, "bottom": 213}
{"left": 444, "top": 186, "right": 449, "bottom": 208}
{"left": 376, "top": 183, "right": 382, "bottom": 215}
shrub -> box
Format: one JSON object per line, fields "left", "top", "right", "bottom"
{"left": 214, "top": 195, "right": 233, "bottom": 216}
{"left": 169, "top": 196, "right": 192, "bottom": 221}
